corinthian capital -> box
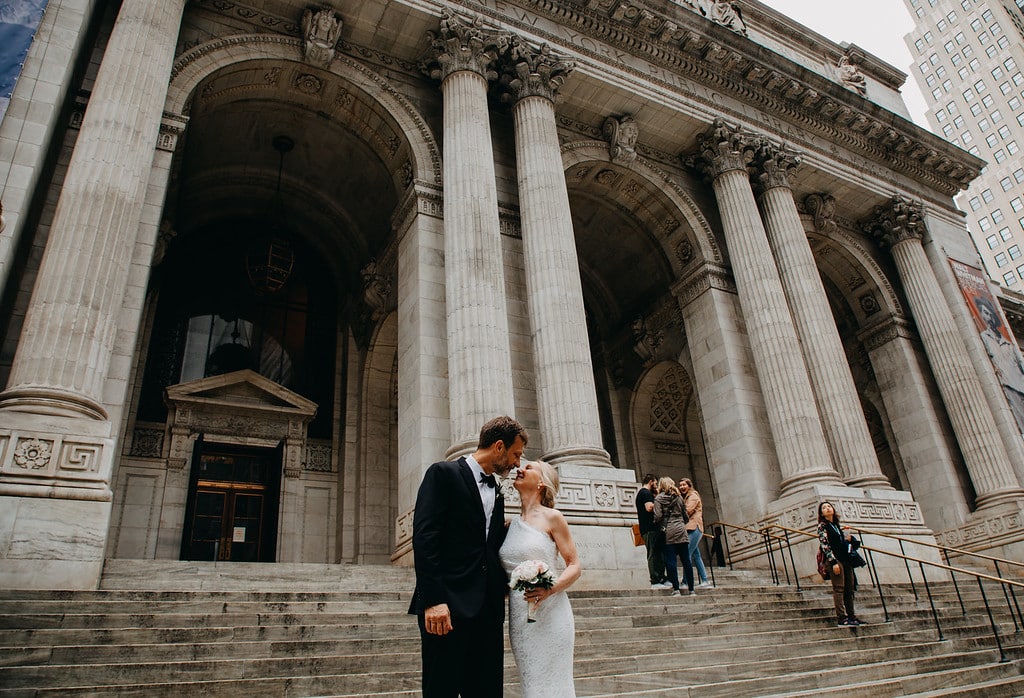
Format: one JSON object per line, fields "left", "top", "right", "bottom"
{"left": 685, "top": 119, "right": 758, "bottom": 178}
{"left": 498, "top": 36, "right": 575, "bottom": 104}
{"left": 420, "top": 10, "right": 508, "bottom": 82}
{"left": 753, "top": 141, "right": 801, "bottom": 191}
{"left": 863, "top": 195, "right": 926, "bottom": 248}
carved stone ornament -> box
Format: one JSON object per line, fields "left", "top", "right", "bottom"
{"left": 361, "top": 258, "right": 394, "bottom": 320}
{"left": 13, "top": 437, "right": 53, "bottom": 470}
{"left": 499, "top": 37, "right": 575, "bottom": 104}
{"left": 754, "top": 141, "right": 801, "bottom": 191}
{"left": 863, "top": 195, "right": 926, "bottom": 249}
{"left": 837, "top": 51, "right": 868, "bottom": 96}
{"left": 805, "top": 192, "right": 838, "bottom": 236}
{"left": 631, "top": 315, "right": 664, "bottom": 367}
{"left": 301, "top": 7, "right": 342, "bottom": 68}
{"left": 703, "top": 0, "right": 747, "bottom": 36}
{"left": 421, "top": 9, "right": 508, "bottom": 82}
{"left": 603, "top": 114, "right": 640, "bottom": 165}
{"left": 687, "top": 118, "right": 758, "bottom": 179}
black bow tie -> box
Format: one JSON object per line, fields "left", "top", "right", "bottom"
{"left": 479, "top": 473, "right": 497, "bottom": 488}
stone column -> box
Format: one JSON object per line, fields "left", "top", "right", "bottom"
{"left": 0, "top": 0, "right": 187, "bottom": 589}
{"left": 422, "top": 12, "right": 515, "bottom": 454}
{"left": 689, "top": 120, "right": 841, "bottom": 495}
{"left": 754, "top": 149, "right": 890, "bottom": 489}
{"left": 500, "top": 39, "right": 611, "bottom": 469}
{"left": 865, "top": 196, "right": 1024, "bottom": 509}
{"left": 0, "top": 0, "right": 188, "bottom": 420}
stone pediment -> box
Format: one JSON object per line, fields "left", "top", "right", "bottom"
{"left": 165, "top": 369, "right": 317, "bottom": 419}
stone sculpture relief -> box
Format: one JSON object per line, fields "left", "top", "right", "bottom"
{"left": 603, "top": 114, "right": 640, "bottom": 165}
{"left": 837, "top": 53, "right": 867, "bottom": 95}
{"left": 703, "top": 0, "right": 747, "bottom": 35}
{"left": 302, "top": 7, "right": 342, "bottom": 68}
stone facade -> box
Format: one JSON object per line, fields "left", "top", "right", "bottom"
{"left": 2, "top": 0, "right": 1024, "bottom": 589}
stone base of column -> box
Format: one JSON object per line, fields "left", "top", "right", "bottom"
{"left": 0, "top": 495, "right": 111, "bottom": 589}
{"left": 544, "top": 446, "right": 612, "bottom": 470}
{"left": 725, "top": 484, "right": 941, "bottom": 584}
{"left": 0, "top": 411, "right": 116, "bottom": 589}
{"left": 935, "top": 497, "right": 1024, "bottom": 566}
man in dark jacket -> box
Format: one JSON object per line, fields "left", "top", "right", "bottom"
{"left": 636, "top": 473, "right": 667, "bottom": 588}
{"left": 409, "top": 416, "right": 528, "bottom": 697}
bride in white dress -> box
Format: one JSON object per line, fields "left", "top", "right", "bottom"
{"left": 500, "top": 460, "right": 582, "bottom": 698}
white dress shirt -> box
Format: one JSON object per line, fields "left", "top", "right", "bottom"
{"left": 466, "top": 455, "right": 498, "bottom": 536}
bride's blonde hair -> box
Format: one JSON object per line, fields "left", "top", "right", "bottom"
{"left": 533, "top": 460, "right": 560, "bottom": 508}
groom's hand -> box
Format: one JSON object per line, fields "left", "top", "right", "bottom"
{"left": 424, "top": 603, "right": 453, "bottom": 636}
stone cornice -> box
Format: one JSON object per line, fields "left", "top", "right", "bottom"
{"left": 460, "top": 0, "right": 982, "bottom": 197}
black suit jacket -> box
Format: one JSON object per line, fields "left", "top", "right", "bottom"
{"left": 408, "top": 457, "right": 508, "bottom": 622}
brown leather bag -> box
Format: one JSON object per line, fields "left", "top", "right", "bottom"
{"left": 631, "top": 523, "right": 644, "bottom": 547}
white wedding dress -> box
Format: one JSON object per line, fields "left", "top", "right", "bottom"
{"left": 500, "top": 517, "right": 577, "bottom": 698}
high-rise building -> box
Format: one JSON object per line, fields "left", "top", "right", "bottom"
{"left": 904, "top": 0, "right": 1024, "bottom": 287}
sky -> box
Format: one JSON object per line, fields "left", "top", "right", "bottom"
{"left": 758, "top": 0, "right": 931, "bottom": 130}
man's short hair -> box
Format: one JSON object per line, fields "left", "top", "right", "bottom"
{"left": 478, "top": 416, "right": 529, "bottom": 450}
{"left": 642, "top": 474, "right": 657, "bottom": 485}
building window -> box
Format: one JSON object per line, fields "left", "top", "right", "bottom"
{"left": 998, "top": 36, "right": 1009, "bottom": 49}
{"left": 970, "top": 18, "right": 983, "bottom": 31}
{"left": 998, "top": 124, "right": 1011, "bottom": 139}
{"left": 1009, "top": 245, "right": 1021, "bottom": 260}
{"left": 1003, "top": 271, "right": 1017, "bottom": 285}
{"left": 993, "top": 66, "right": 1005, "bottom": 80}
{"left": 1015, "top": 169, "right": 1024, "bottom": 184}
{"left": 982, "top": 93, "right": 995, "bottom": 107}
{"left": 947, "top": 101, "right": 958, "bottom": 113}
{"left": 987, "top": 45, "right": 999, "bottom": 58}
{"left": 982, "top": 8, "right": 993, "bottom": 21}
{"left": 955, "top": 31, "right": 966, "bottom": 44}
{"left": 936, "top": 109, "right": 947, "bottom": 121}
{"left": 947, "top": 10, "right": 957, "bottom": 21}
{"left": 963, "top": 130, "right": 975, "bottom": 143}
{"left": 983, "top": 189, "right": 995, "bottom": 203}
{"left": 995, "top": 150, "right": 1007, "bottom": 163}
{"left": 937, "top": 18, "right": 948, "bottom": 31}
{"left": 924, "top": 30, "right": 933, "bottom": 43}
{"left": 988, "top": 234, "right": 1000, "bottom": 249}
{"left": 963, "top": 88, "right": 974, "bottom": 101}
{"left": 979, "top": 217, "right": 992, "bottom": 231}
{"left": 1012, "top": 197, "right": 1023, "bottom": 213}
{"left": 970, "top": 196, "right": 982, "bottom": 210}
{"left": 994, "top": 209, "right": 1006, "bottom": 223}
{"left": 1001, "top": 226, "right": 1014, "bottom": 241}
{"left": 979, "top": 118, "right": 990, "bottom": 131}
{"left": 954, "top": 115, "right": 966, "bottom": 128}
{"left": 1008, "top": 95, "right": 1020, "bottom": 108}
{"left": 969, "top": 58, "right": 981, "bottom": 72}
{"left": 915, "top": 38, "right": 926, "bottom": 53}
{"left": 952, "top": 53, "right": 964, "bottom": 67}
{"left": 971, "top": 103, "right": 984, "bottom": 116}
{"left": 996, "top": 252, "right": 1009, "bottom": 267}
{"left": 944, "top": 40, "right": 955, "bottom": 53}
{"left": 986, "top": 133, "right": 999, "bottom": 147}
{"left": 1006, "top": 57, "right": 1018, "bottom": 71}
{"left": 963, "top": 44, "right": 974, "bottom": 57}
{"left": 1007, "top": 141, "right": 1019, "bottom": 155}
{"left": 992, "top": 109, "right": 1003, "bottom": 122}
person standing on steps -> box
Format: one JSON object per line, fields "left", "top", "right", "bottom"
{"left": 680, "top": 478, "right": 711, "bottom": 589}
{"left": 653, "top": 477, "right": 693, "bottom": 597}
{"left": 636, "top": 473, "right": 669, "bottom": 589}
{"left": 409, "top": 416, "right": 528, "bottom": 697}
{"left": 817, "top": 500, "right": 864, "bottom": 627}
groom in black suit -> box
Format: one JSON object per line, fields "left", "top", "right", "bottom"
{"left": 409, "top": 416, "right": 529, "bottom": 697}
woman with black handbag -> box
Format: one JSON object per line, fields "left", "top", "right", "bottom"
{"left": 817, "top": 501, "right": 865, "bottom": 627}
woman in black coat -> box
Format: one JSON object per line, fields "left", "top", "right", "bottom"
{"left": 817, "top": 500, "right": 864, "bottom": 627}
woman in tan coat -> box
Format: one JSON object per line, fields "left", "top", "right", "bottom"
{"left": 680, "top": 479, "right": 710, "bottom": 588}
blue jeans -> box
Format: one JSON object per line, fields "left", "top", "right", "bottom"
{"left": 663, "top": 542, "right": 693, "bottom": 592}
{"left": 688, "top": 528, "right": 708, "bottom": 584}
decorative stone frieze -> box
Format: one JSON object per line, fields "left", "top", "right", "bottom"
{"left": 304, "top": 440, "right": 333, "bottom": 472}
{"left": 837, "top": 51, "right": 868, "bottom": 96}
{"left": 360, "top": 258, "right": 394, "bottom": 320}
{"left": 673, "top": 262, "right": 737, "bottom": 309}
{"left": 129, "top": 425, "right": 165, "bottom": 458}
{"left": 0, "top": 429, "right": 109, "bottom": 498}
{"left": 935, "top": 506, "right": 1024, "bottom": 551}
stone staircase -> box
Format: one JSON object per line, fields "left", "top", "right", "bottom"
{"left": 1, "top": 561, "right": 1023, "bottom": 696}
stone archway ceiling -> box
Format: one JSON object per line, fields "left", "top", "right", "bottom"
{"left": 175, "top": 59, "right": 402, "bottom": 288}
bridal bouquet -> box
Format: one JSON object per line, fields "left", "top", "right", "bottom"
{"left": 509, "top": 559, "right": 555, "bottom": 623}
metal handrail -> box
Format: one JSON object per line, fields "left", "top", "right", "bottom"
{"left": 712, "top": 519, "right": 1024, "bottom": 662}
{"left": 853, "top": 525, "right": 1024, "bottom": 574}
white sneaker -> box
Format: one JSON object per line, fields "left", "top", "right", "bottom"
{"left": 697, "top": 581, "right": 712, "bottom": 588}
{"left": 660, "top": 581, "right": 673, "bottom": 588}
{"left": 689, "top": 591, "right": 697, "bottom": 596}
{"left": 669, "top": 590, "right": 681, "bottom": 597}
{"left": 650, "top": 584, "right": 663, "bottom": 589}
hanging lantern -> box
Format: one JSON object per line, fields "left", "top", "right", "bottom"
{"left": 246, "top": 135, "right": 295, "bottom": 295}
